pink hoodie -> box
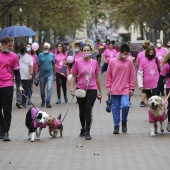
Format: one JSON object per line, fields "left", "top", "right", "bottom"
{"left": 106, "top": 57, "right": 136, "bottom": 95}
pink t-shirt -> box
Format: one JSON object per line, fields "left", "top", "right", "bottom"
{"left": 155, "top": 47, "right": 168, "bottom": 61}
{"left": 160, "top": 62, "right": 170, "bottom": 88}
{"left": 139, "top": 58, "right": 160, "bottom": 89}
{"left": 72, "top": 58, "right": 99, "bottom": 90}
{"left": 74, "top": 52, "right": 83, "bottom": 62}
{"left": 106, "top": 57, "right": 136, "bottom": 95}
{"left": 0, "top": 51, "right": 19, "bottom": 88}
{"left": 136, "top": 50, "right": 145, "bottom": 66}
{"left": 55, "top": 53, "right": 68, "bottom": 73}
{"left": 102, "top": 49, "right": 117, "bottom": 63}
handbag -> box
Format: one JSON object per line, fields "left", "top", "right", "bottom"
{"left": 60, "top": 65, "right": 71, "bottom": 78}
{"left": 74, "top": 59, "right": 92, "bottom": 98}
{"left": 74, "top": 89, "right": 86, "bottom": 98}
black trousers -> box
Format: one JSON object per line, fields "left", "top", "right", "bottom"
{"left": 56, "top": 73, "right": 67, "bottom": 99}
{"left": 0, "top": 86, "right": 13, "bottom": 132}
{"left": 144, "top": 88, "right": 157, "bottom": 99}
{"left": 77, "top": 89, "right": 97, "bottom": 132}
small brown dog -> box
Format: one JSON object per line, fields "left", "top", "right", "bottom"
{"left": 47, "top": 114, "right": 63, "bottom": 138}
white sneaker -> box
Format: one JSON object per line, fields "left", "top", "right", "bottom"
{"left": 166, "top": 122, "right": 170, "bottom": 132}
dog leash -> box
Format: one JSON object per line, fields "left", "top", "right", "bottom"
{"left": 163, "top": 92, "right": 170, "bottom": 105}
{"left": 21, "top": 91, "right": 39, "bottom": 112}
{"left": 62, "top": 96, "right": 75, "bottom": 123}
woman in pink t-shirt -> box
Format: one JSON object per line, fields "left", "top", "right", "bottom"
{"left": 55, "top": 43, "right": 68, "bottom": 104}
{"left": 138, "top": 46, "right": 160, "bottom": 99}
{"left": 157, "top": 52, "right": 170, "bottom": 132}
{"left": 136, "top": 40, "right": 150, "bottom": 107}
{"left": 101, "top": 41, "right": 117, "bottom": 73}
{"left": 70, "top": 44, "right": 102, "bottom": 140}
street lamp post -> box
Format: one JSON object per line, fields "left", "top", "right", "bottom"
{"left": 19, "top": 7, "right": 22, "bottom": 25}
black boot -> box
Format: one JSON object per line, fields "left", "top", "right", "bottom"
{"left": 46, "top": 103, "right": 52, "bottom": 108}
{"left": 79, "top": 128, "right": 85, "bottom": 137}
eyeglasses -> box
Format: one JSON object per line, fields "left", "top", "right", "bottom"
{"left": 83, "top": 50, "right": 90, "bottom": 52}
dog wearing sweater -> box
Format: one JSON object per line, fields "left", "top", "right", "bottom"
{"left": 25, "top": 107, "right": 49, "bottom": 142}
{"left": 47, "top": 114, "right": 63, "bottom": 138}
{"left": 148, "top": 96, "right": 166, "bottom": 137}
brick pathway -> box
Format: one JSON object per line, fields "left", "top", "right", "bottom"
{"left": 0, "top": 73, "right": 170, "bottom": 170}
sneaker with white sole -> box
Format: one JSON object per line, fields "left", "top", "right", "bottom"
{"left": 140, "top": 102, "right": 146, "bottom": 107}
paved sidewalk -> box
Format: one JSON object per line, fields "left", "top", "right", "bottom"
{"left": 0, "top": 73, "right": 170, "bottom": 170}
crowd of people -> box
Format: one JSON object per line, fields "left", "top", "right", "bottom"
{"left": 1, "top": 35, "right": 170, "bottom": 141}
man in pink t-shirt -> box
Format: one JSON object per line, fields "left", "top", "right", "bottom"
{"left": 106, "top": 43, "right": 136, "bottom": 134}
{"left": 0, "top": 36, "right": 24, "bottom": 141}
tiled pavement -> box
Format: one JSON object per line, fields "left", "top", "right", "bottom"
{"left": 0, "top": 73, "right": 170, "bottom": 170}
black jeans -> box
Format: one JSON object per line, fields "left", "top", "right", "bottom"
{"left": 56, "top": 73, "right": 67, "bottom": 99}
{"left": 77, "top": 89, "right": 97, "bottom": 132}
{"left": 0, "top": 86, "right": 13, "bottom": 133}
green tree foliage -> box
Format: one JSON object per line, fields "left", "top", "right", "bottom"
{"left": 0, "top": 0, "right": 90, "bottom": 44}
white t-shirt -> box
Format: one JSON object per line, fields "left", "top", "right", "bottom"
{"left": 19, "top": 53, "right": 33, "bottom": 80}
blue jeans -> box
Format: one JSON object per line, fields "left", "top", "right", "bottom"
{"left": 111, "top": 95, "right": 130, "bottom": 128}
{"left": 39, "top": 75, "right": 53, "bottom": 103}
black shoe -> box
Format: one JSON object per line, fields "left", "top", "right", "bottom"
{"left": 113, "top": 127, "right": 119, "bottom": 134}
{"left": 85, "top": 132, "right": 92, "bottom": 140}
{"left": 122, "top": 122, "right": 127, "bottom": 133}
{"left": 41, "top": 102, "right": 45, "bottom": 107}
{"left": 79, "top": 128, "right": 85, "bottom": 137}
{"left": 140, "top": 102, "right": 146, "bottom": 107}
{"left": 3, "top": 132, "right": 11, "bottom": 141}
{"left": 16, "top": 102, "right": 23, "bottom": 109}
{"left": 46, "top": 103, "right": 52, "bottom": 108}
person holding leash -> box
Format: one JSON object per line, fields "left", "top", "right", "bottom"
{"left": 70, "top": 44, "right": 102, "bottom": 140}
{"left": 0, "top": 36, "right": 24, "bottom": 141}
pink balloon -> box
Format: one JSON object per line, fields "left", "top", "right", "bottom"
{"left": 67, "top": 74, "right": 72, "bottom": 83}
{"left": 66, "top": 56, "right": 74, "bottom": 63}
{"left": 31, "top": 42, "right": 39, "bottom": 51}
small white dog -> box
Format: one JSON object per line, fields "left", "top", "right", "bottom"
{"left": 148, "top": 96, "right": 166, "bottom": 137}
{"left": 25, "top": 107, "right": 49, "bottom": 142}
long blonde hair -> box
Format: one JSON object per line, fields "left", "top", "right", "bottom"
{"left": 161, "top": 52, "right": 170, "bottom": 66}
